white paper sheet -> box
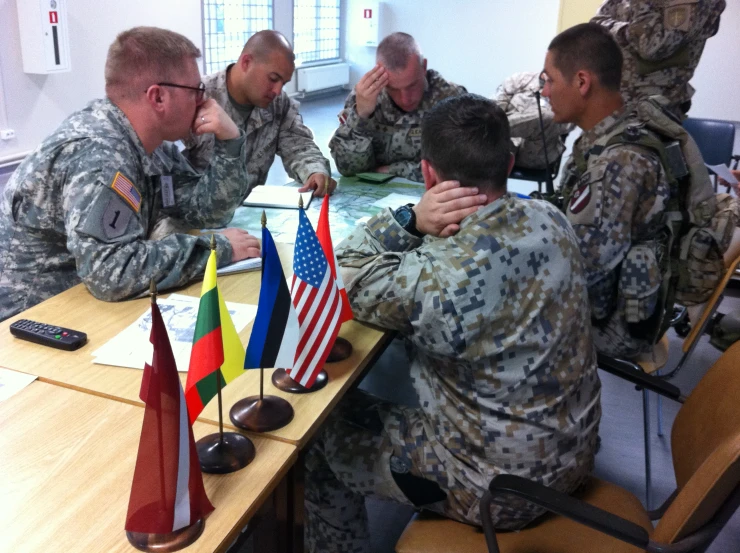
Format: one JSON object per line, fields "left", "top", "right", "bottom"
{"left": 243, "top": 186, "right": 313, "bottom": 209}
{"left": 706, "top": 163, "right": 739, "bottom": 185}
{"left": 217, "top": 257, "right": 261, "bottom": 275}
{"left": 371, "top": 193, "right": 423, "bottom": 210}
{"left": 0, "top": 368, "right": 37, "bottom": 402}
{"left": 92, "top": 294, "right": 257, "bottom": 371}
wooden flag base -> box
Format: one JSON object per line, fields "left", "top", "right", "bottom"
{"left": 196, "top": 432, "right": 255, "bottom": 474}
{"left": 326, "top": 337, "right": 353, "bottom": 362}
{"left": 126, "top": 518, "right": 204, "bottom": 552}
{"left": 230, "top": 395, "right": 294, "bottom": 432}
{"left": 271, "top": 368, "right": 328, "bottom": 394}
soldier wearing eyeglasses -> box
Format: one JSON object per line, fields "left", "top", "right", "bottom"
{"left": 183, "top": 30, "right": 335, "bottom": 198}
{"left": 0, "top": 26, "right": 260, "bottom": 322}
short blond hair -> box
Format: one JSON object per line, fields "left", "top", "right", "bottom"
{"left": 105, "top": 27, "right": 201, "bottom": 102}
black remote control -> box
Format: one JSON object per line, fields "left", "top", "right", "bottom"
{"left": 9, "top": 319, "right": 87, "bottom": 351}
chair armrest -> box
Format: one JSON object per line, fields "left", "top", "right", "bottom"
{"left": 596, "top": 353, "right": 686, "bottom": 402}
{"left": 483, "top": 475, "right": 650, "bottom": 550}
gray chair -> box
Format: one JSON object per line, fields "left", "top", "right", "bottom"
{"left": 683, "top": 117, "right": 736, "bottom": 190}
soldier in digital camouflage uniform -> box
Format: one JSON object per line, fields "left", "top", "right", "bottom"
{"left": 0, "top": 27, "right": 260, "bottom": 322}
{"left": 183, "top": 30, "right": 333, "bottom": 200}
{"left": 305, "top": 94, "right": 601, "bottom": 552}
{"left": 543, "top": 24, "right": 671, "bottom": 358}
{"left": 329, "top": 32, "right": 466, "bottom": 182}
{"left": 493, "top": 71, "right": 573, "bottom": 170}
{"left": 592, "top": 0, "right": 726, "bottom": 117}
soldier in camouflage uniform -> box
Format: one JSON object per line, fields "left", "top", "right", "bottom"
{"left": 0, "top": 27, "right": 260, "bottom": 322}
{"left": 305, "top": 94, "right": 601, "bottom": 552}
{"left": 183, "top": 30, "right": 333, "bottom": 200}
{"left": 543, "top": 24, "right": 671, "bottom": 358}
{"left": 493, "top": 71, "right": 573, "bottom": 170}
{"left": 329, "top": 33, "right": 466, "bottom": 182}
{"left": 592, "top": 0, "right": 726, "bottom": 117}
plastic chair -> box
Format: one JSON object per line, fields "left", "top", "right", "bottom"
{"left": 683, "top": 118, "right": 736, "bottom": 190}
{"left": 395, "top": 341, "right": 740, "bottom": 553}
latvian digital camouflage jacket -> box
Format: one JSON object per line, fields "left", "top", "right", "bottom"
{"left": 592, "top": 0, "right": 726, "bottom": 115}
{"left": 336, "top": 194, "right": 602, "bottom": 524}
{"left": 559, "top": 107, "right": 671, "bottom": 357}
{"left": 329, "top": 69, "right": 466, "bottom": 182}
{"left": 183, "top": 66, "right": 330, "bottom": 200}
{"left": 0, "top": 98, "right": 248, "bottom": 321}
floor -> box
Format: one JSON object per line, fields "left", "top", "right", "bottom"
{"left": 271, "top": 92, "right": 740, "bottom": 552}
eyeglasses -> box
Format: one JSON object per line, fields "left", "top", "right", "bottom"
{"left": 148, "top": 82, "right": 206, "bottom": 101}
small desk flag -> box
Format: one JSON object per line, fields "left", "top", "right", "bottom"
{"left": 288, "top": 209, "right": 343, "bottom": 388}
{"left": 185, "top": 250, "right": 246, "bottom": 424}
{"left": 316, "top": 193, "right": 354, "bottom": 324}
{"left": 245, "top": 225, "right": 299, "bottom": 369}
{"left": 126, "top": 300, "right": 214, "bottom": 534}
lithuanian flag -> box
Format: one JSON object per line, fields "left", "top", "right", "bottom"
{"left": 185, "top": 250, "right": 246, "bottom": 424}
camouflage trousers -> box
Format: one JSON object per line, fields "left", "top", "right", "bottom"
{"left": 304, "top": 391, "right": 550, "bottom": 553}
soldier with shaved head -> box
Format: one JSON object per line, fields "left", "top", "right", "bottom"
{"left": 183, "top": 30, "right": 335, "bottom": 198}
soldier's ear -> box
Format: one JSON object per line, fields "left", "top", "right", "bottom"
{"left": 575, "top": 70, "right": 592, "bottom": 97}
{"left": 144, "top": 85, "right": 166, "bottom": 112}
{"left": 239, "top": 53, "right": 253, "bottom": 72}
{"left": 507, "top": 153, "right": 515, "bottom": 176}
{"left": 421, "top": 159, "right": 438, "bottom": 191}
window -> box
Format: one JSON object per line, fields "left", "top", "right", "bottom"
{"left": 202, "top": 0, "right": 273, "bottom": 75}
{"left": 293, "top": 0, "right": 340, "bottom": 65}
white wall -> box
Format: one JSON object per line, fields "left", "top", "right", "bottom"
{"left": 344, "top": 0, "right": 560, "bottom": 96}
{"left": 0, "top": 0, "right": 202, "bottom": 162}
{"left": 687, "top": 0, "right": 740, "bottom": 124}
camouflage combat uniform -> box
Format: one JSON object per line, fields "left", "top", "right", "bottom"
{"left": 329, "top": 70, "right": 466, "bottom": 182}
{"left": 183, "top": 65, "right": 330, "bottom": 201}
{"left": 0, "top": 98, "right": 248, "bottom": 322}
{"left": 592, "top": 0, "right": 726, "bottom": 116}
{"left": 559, "top": 107, "right": 671, "bottom": 358}
{"left": 305, "top": 194, "right": 602, "bottom": 552}
{"left": 493, "top": 72, "right": 573, "bottom": 169}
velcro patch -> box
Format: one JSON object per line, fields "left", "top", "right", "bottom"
{"left": 569, "top": 183, "right": 592, "bottom": 214}
{"left": 102, "top": 195, "right": 134, "bottom": 239}
{"left": 111, "top": 171, "right": 141, "bottom": 212}
{"left": 664, "top": 5, "right": 692, "bottom": 31}
{"left": 407, "top": 127, "right": 422, "bottom": 137}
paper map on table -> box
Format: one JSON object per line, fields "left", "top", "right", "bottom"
{"left": 92, "top": 294, "right": 257, "bottom": 371}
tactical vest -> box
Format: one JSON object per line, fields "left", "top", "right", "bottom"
{"left": 562, "top": 97, "right": 734, "bottom": 344}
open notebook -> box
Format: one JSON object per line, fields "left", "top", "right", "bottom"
{"left": 243, "top": 185, "right": 313, "bottom": 209}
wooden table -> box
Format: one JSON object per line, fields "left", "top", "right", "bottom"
{"left": 0, "top": 243, "right": 393, "bottom": 448}
{"left": 0, "top": 381, "right": 297, "bottom": 553}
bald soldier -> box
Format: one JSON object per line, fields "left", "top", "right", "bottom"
{"left": 184, "top": 30, "right": 335, "bottom": 198}
{"left": 592, "top": 0, "right": 726, "bottom": 117}
{"left": 329, "top": 32, "right": 466, "bottom": 182}
{"left": 0, "top": 27, "right": 259, "bottom": 322}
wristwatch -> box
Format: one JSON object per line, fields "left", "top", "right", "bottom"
{"left": 393, "top": 203, "right": 423, "bottom": 237}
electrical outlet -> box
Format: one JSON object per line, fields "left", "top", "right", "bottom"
{"left": 0, "top": 129, "right": 16, "bottom": 140}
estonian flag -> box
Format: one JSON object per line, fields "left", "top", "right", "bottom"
{"left": 245, "top": 225, "right": 299, "bottom": 369}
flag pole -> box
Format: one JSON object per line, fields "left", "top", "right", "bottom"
{"left": 194, "top": 234, "right": 256, "bottom": 474}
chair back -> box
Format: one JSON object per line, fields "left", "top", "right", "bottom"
{"left": 652, "top": 341, "right": 740, "bottom": 543}
{"left": 683, "top": 118, "right": 735, "bottom": 167}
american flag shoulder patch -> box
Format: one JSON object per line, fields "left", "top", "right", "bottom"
{"left": 110, "top": 171, "right": 141, "bottom": 212}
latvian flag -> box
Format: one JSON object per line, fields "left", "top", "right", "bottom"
{"left": 287, "top": 209, "right": 343, "bottom": 388}
{"left": 316, "top": 192, "right": 354, "bottom": 324}
{"left": 126, "top": 300, "right": 213, "bottom": 534}
{"left": 245, "top": 225, "right": 299, "bottom": 369}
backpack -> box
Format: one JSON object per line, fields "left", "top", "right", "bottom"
{"left": 570, "top": 97, "right": 737, "bottom": 343}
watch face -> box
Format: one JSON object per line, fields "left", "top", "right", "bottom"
{"left": 395, "top": 205, "right": 413, "bottom": 227}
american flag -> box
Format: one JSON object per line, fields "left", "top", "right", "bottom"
{"left": 111, "top": 171, "right": 141, "bottom": 212}
{"left": 287, "top": 209, "right": 342, "bottom": 388}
